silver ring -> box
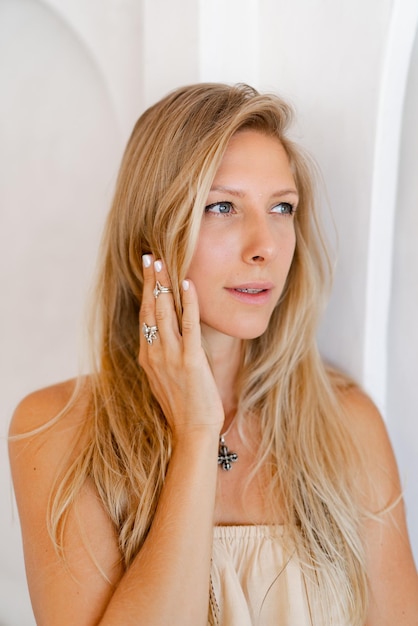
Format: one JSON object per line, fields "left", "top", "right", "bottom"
{"left": 142, "top": 323, "right": 158, "bottom": 345}
{"left": 153, "top": 280, "right": 172, "bottom": 299}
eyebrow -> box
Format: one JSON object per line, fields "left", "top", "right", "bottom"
{"left": 209, "top": 185, "right": 299, "bottom": 198}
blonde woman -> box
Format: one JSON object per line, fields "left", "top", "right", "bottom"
{"left": 9, "top": 83, "right": 418, "bottom": 625}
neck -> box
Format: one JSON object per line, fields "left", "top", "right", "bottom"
{"left": 201, "top": 324, "right": 242, "bottom": 428}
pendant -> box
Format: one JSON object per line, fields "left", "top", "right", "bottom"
{"left": 218, "top": 435, "right": 238, "bottom": 471}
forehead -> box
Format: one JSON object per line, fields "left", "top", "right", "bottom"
{"left": 213, "top": 130, "right": 295, "bottom": 184}
{"left": 221, "top": 129, "right": 289, "bottom": 161}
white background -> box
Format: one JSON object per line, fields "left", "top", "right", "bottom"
{"left": 1, "top": 1, "right": 417, "bottom": 623}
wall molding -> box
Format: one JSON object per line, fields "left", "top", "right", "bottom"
{"left": 364, "top": 0, "right": 418, "bottom": 414}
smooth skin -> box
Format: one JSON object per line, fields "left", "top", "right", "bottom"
{"left": 9, "top": 131, "right": 418, "bottom": 625}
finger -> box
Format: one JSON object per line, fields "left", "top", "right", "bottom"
{"left": 180, "top": 279, "right": 203, "bottom": 359}
{"left": 153, "top": 260, "right": 178, "bottom": 346}
{"left": 139, "top": 254, "right": 158, "bottom": 350}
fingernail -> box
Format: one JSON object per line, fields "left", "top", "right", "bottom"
{"left": 154, "top": 260, "right": 163, "bottom": 273}
{"left": 142, "top": 254, "right": 152, "bottom": 268}
{"left": 182, "top": 279, "right": 190, "bottom": 291}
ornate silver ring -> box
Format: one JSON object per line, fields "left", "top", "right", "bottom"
{"left": 142, "top": 323, "right": 158, "bottom": 345}
{"left": 153, "top": 280, "right": 172, "bottom": 299}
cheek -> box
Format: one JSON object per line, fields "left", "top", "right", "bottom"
{"left": 188, "top": 232, "right": 232, "bottom": 282}
{"left": 282, "top": 237, "right": 297, "bottom": 284}
{"left": 273, "top": 228, "right": 296, "bottom": 275}
{"left": 283, "top": 227, "right": 297, "bottom": 261}
{"left": 288, "top": 234, "right": 297, "bottom": 266}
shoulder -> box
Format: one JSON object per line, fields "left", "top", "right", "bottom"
{"left": 327, "top": 365, "right": 391, "bottom": 456}
{"left": 327, "top": 368, "right": 393, "bottom": 476}
{"left": 337, "top": 384, "right": 401, "bottom": 513}
{"left": 9, "top": 377, "right": 87, "bottom": 435}
{"left": 338, "top": 384, "right": 391, "bottom": 454}
{"left": 335, "top": 389, "right": 418, "bottom": 622}
{"left": 9, "top": 378, "right": 92, "bottom": 548}
{"left": 327, "top": 372, "right": 418, "bottom": 621}
{"left": 339, "top": 384, "right": 385, "bottom": 435}
{"left": 9, "top": 378, "right": 91, "bottom": 500}
{"left": 9, "top": 379, "right": 124, "bottom": 622}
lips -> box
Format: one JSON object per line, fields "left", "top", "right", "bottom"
{"left": 228, "top": 282, "right": 274, "bottom": 292}
{"left": 225, "top": 282, "right": 274, "bottom": 304}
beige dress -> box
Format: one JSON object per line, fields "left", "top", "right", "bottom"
{"left": 210, "top": 525, "right": 312, "bottom": 626}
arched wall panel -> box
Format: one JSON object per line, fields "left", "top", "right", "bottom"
{"left": 387, "top": 21, "right": 418, "bottom": 564}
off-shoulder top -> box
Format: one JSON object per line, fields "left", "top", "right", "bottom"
{"left": 209, "top": 525, "right": 312, "bottom": 625}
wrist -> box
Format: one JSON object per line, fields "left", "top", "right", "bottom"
{"left": 171, "top": 424, "right": 220, "bottom": 453}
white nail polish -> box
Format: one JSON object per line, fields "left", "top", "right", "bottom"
{"left": 154, "top": 260, "right": 163, "bottom": 273}
{"left": 182, "top": 280, "right": 190, "bottom": 291}
{"left": 142, "top": 254, "right": 151, "bottom": 268}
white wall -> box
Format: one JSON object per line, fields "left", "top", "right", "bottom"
{"left": 1, "top": 1, "right": 416, "bottom": 623}
{"left": 387, "top": 21, "right": 418, "bottom": 565}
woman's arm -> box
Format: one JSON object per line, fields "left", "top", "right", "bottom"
{"left": 343, "top": 389, "right": 418, "bottom": 625}
{"left": 10, "top": 388, "right": 219, "bottom": 626}
{"left": 9, "top": 259, "right": 224, "bottom": 626}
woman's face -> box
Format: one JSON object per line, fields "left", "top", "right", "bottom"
{"left": 187, "top": 130, "right": 298, "bottom": 342}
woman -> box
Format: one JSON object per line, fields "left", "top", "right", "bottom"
{"left": 9, "top": 83, "right": 418, "bottom": 625}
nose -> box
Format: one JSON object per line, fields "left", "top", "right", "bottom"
{"left": 241, "top": 213, "right": 279, "bottom": 264}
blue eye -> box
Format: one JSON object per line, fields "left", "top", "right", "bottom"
{"left": 205, "top": 201, "right": 233, "bottom": 214}
{"left": 271, "top": 202, "right": 295, "bottom": 215}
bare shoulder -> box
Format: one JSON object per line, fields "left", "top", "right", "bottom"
{"left": 327, "top": 367, "right": 392, "bottom": 460}
{"left": 337, "top": 385, "right": 418, "bottom": 624}
{"left": 339, "top": 385, "right": 389, "bottom": 446}
{"left": 338, "top": 385, "right": 401, "bottom": 511}
{"left": 8, "top": 378, "right": 90, "bottom": 531}
{"left": 9, "top": 377, "right": 92, "bottom": 513}
{"left": 9, "top": 379, "right": 124, "bottom": 624}
{"left": 9, "top": 377, "right": 88, "bottom": 437}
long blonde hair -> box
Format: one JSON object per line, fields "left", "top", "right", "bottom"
{"left": 51, "top": 83, "right": 367, "bottom": 624}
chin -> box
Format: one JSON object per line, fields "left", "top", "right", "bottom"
{"left": 200, "top": 311, "right": 273, "bottom": 341}
{"left": 241, "top": 329, "right": 269, "bottom": 340}
{"left": 215, "top": 321, "right": 270, "bottom": 341}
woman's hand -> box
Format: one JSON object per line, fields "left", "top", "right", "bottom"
{"left": 138, "top": 255, "right": 224, "bottom": 442}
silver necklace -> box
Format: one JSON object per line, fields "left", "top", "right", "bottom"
{"left": 217, "top": 418, "right": 238, "bottom": 471}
